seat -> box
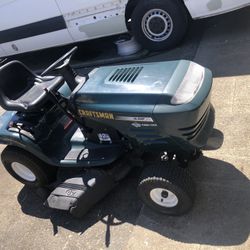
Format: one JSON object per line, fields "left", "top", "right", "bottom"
{"left": 0, "top": 60, "right": 64, "bottom": 112}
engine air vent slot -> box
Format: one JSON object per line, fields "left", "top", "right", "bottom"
{"left": 179, "top": 107, "right": 210, "bottom": 140}
{"left": 108, "top": 66, "right": 143, "bottom": 83}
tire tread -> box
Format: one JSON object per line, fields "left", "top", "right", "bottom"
{"left": 1, "top": 146, "right": 56, "bottom": 187}
{"left": 138, "top": 161, "right": 195, "bottom": 215}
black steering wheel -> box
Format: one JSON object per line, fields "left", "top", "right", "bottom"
{"left": 41, "top": 46, "right": 78, "bottom": 76}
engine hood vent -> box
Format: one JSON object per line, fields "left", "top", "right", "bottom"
{"left": 79, "top": 61, "right": 183, "bottom": 94}
{"left": 108, "top": 66, "right": 143, "bottom": 83}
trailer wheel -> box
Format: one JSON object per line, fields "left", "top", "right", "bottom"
{"left": 131, "top": 0, "right": 189, "bottom": 51}
{"left": 138, "top": 161, "right": 195, "bottom": 215}
{"left": 1, "top": 146, "right": 57, "bottom": 187}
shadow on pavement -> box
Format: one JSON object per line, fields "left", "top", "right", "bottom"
{"left": 17, "top": 170, "right": 142, "bottom": 248}
{"left": 192, "top": 7, "right": 250, "bottom": 78}
{"left": 143, "top": 7, "right": 250, "bottom": 79}
{"left": 137, "top": 156, "right": 250, "bottom": 246}
{"left": 17, "top": 156, "right": 250, "bottom": 247}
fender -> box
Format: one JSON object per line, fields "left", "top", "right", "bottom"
{"left": 0, "top": 111, "right": 124, "bottom": 168}
{"left": 0, "top": 111, "right": 57, "bottom": 166}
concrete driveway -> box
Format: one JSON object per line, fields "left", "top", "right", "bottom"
{"left": 0, "top": 7, "right": 250, "bottom": 250}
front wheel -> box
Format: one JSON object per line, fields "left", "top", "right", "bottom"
{"left": 138, "top": 161, "right": 195, "bottom": 215}
{"left": 131, "top": 0, "right": 189, "bottom": 51}
{"left": 1, "top": 146, "right": 57, "bottom": 187}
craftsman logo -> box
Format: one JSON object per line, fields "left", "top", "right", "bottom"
{"left": 78, "top": 109, "right": 114, "bottom": 120}
{"left": 131, "top": 122, "right": 158, "bottom": 128}
{"left": 132, "top": 122, "right": 142, "bottom": 128}
{"left": 65, "top": 189, "right": 77, "bottom": 197}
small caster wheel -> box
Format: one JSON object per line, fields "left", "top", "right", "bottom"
{"left": 138, "top": 160, "right": 195, "bottom": 215}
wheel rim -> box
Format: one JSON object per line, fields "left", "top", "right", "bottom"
{"left": 141, "top": 9, "right": 173, "bottom": 42}
{"left": 11, "top": 162, "right": 36, "bottom": 182}
{"left": 150, "top": 188, "right": 178, "bottom": 207}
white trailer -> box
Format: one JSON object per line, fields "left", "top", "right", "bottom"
{"left": 0, "top": 0, "right": 249, "bottom": 56}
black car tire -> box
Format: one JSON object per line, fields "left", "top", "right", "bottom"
{"left": 1, "top": 146, "right": 57, "bottom": 187}
{"left": 131, "top": 0, "right": 189, "bottom": 51}
{"left": 138, "top": 160, "right": 195, "bottom": 215}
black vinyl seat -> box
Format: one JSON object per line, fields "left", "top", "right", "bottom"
{"left": 0, "top": 61, "right": 64, "bottom": 112}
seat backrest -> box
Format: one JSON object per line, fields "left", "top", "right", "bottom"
{"left": 0, "top": 61, "right": 36, "bottom": 101}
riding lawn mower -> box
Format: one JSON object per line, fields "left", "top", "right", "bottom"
{"left": 0, "top": 47, "right": 215, "bottom": 217}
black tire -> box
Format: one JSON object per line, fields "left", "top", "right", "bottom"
{"left": 131, "top": 0, "right": 189, "bottom": 51}
{"left": 1, "top": 146, "right": 57, "bottom": 187}
{"left": 138, "top": 160, "right": 195, "bottom": 215}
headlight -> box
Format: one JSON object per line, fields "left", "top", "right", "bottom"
{"left": 171, "top": 62, "right": 205, "bottom": 105}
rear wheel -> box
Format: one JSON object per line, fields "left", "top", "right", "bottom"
{"left": 138, "top": 160, "right": 195, "bottom": 215}
{"left": 1, "top": 146, "right": 57, "bottom": 187}
{"left": 131, "top": 0, "right": 189, "bottom": 51}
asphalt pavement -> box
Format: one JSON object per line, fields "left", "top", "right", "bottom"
{"left": 0, "top": 7, "right": 250, "bottom": 250}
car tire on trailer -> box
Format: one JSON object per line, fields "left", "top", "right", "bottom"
{"left": 138, "top": 160, "right": 195, "bottom": 215}
{"left": 1, "top": 146, "right": 57, "bottom": 187}
{"left": 131, "top": 0, "right": 189, "bottom": 51}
